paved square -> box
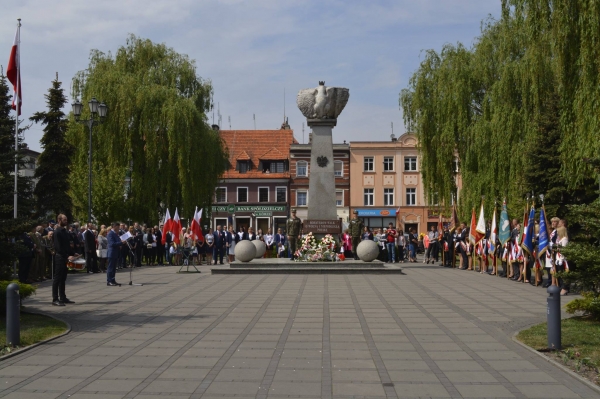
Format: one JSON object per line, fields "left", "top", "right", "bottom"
{"left": 1, "top": 264, "right": 598, "bottom": 398}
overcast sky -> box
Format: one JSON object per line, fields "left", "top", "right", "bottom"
{"left": 1, "top": 0, "right": 500, "bottom": 152}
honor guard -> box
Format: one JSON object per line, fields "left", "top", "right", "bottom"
{"left": 349, "top": 210, "right": 364, "bottom": 260}
{"left": 286, "top": 209, "right": 302, "bottom": 260}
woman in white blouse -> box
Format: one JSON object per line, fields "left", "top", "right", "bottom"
{"left": 264, "top": 228, "right": 274, "bottom": 258}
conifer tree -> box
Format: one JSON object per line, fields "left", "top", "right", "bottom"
{"left": 30, "top": 73, "right": 73, "bottom": 220}
{"left": 0, "top": 71, "right": 35, "bottom": 279}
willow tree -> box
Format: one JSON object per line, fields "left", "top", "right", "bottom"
{"left": 67, "top": 35, "right": 228, "bottom": 224}
{"left": 400, "top": 0, "right": 600, "bottom": 219}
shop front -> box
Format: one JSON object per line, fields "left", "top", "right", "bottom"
{"left": 354, "top": 208, "right": 397, "bottom": 230}
{"left": 211, "top": 204, "right": 288, "bottom": 234}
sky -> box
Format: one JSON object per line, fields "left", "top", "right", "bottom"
{"left": 0, "top": 0, "right": 501, "bottom": 152}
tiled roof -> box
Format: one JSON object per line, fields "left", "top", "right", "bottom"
{"left": 260, "top": 147, "right": 286, "bottom": 160}
{"left": 219, "top": 129, "right": 297, "bottom": 179}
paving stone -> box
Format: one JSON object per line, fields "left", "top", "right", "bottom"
{"left": 455, "top": 383, "right": 515, "bottom": 398}
{"left": 333, "top": 382, "right": 387, "bottom": 397}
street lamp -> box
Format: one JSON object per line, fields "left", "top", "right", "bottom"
{"left": 72, "top": 97, "right": 109, "bottom": 223}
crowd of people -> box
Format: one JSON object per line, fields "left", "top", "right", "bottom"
{"left": 15, "top": 208, "right": 569, "bottom": 306}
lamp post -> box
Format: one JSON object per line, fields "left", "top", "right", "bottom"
{"left": 72, "top": 97, "right": 108, "bottom": 223}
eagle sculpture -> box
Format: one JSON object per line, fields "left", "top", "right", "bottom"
{"left": 297, "top": 81, "right": 350, "bottom": 120}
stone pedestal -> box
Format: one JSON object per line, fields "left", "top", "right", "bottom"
{"left": 307, "top": 119, "right": 337, "bottom": 221}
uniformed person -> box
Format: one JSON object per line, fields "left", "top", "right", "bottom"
{"left": 286, "top": 209, "right": 302, "bottom": 260}
{"left": 349, "top": 210, "right": 364, "bottom": 260}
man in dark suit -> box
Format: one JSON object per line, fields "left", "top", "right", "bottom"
{"left": 84, "top": 223, "right": 100, "bottom": 273}
{"left": 154, "top": 226, "right": 163, "bottom": 265}
{"left": 134, "top": 223, "right": 143, "bottom": 267}
{"left": 52, "top": 214, "right": 77, "bottom": 306}
{"left": 213, "top": 225, "right": 226, "bottom": 265}
{"left": 107, "top": 222, "right": 124, "bottom": 286}
{"left": 459, "top": 223, "right": 469, "bottom": 269}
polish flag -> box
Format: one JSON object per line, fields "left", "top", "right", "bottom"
{"left": 161, "top": 209, "right": 172, "bottom": 245}
{"left": 6, "top": 25, "right": 22, "bottom": 114}
{"left": 190, "top": 207, "right": 204, "bottom": 241}
{"left": 469, "top": 206, "right": 485, "bottom": 245}
{"left": 475, "top": 202, "right": 486, "bottom": 243}
{"left": 172, "top": 208, "right": 182, "bottom": 245}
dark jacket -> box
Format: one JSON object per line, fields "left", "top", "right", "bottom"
{"left": 84, "top": 229, "right": 96, "bottom": 254}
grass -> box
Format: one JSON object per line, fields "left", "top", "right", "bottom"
{"left": 0, "top": 312, "right": 68, "bottom": 354}
{"left": 517, "top": 317, "right": 600, "bottom": 384}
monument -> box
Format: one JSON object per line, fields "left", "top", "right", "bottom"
{"left": 297, "top": 81, "right": 349, "bottom": 235}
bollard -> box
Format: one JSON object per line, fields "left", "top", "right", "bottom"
{"left": 6, "top": 283, "right": 20, "bottom": 347}
{"left": 547, "top": 285, "right": 561, "bottom": 350}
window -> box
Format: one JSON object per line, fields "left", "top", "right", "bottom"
{"left": 383, "top": 156, "right": 394, "bottom": 171}
{"left": 297, "top": 191, "right": 307, "bottom": 206}
{"left": 336, "top": 190, "right": 343, "bottom": 207}
{"left": 453, "top": 157, "right": 460, "bottom": 173}
{"left": 238, "top": 161, "right": 250, "bottom": 173}
{"left": 258, "top": 187, "right": 269, "bottom": 203}
{"left": 262, "top": 161, "right": 286, "bottom": 173}
{"left": 334, "top": 161, "right": 343, "bottom": 177}
{"left": 276, "top": 187, "right": 287, "bottom": 202}
{"left": 384, "top": 188, "right": 394, "bottom": 206}
{"left": 296, "top": 161, "right": 308, "bottom": 177}
{"left": 237, "top": 187, "right": 248, "bottom": 203}
{"left": 364, "top": 156, "right": 374, "bottom": 172}
{"left": 406, "top": 188, "right": 416, "bottom": 206}
{"left": 215, "top": 187, "right": 227, "bottom": 203}
{"left": 364, "top": 188, "right": 374, "bottom": 206}
{"left": 404, "top": 156, "right": 417, "bottom": 171}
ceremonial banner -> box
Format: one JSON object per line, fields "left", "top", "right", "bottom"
{"left": 470, "top": 204, "right": 485, "bottom": 245}
{"left": 161, "top": 208, "right": 172, "bottom": 244}
{"left": 498, "top": 200, "right": 510, "bottom": 245}
{"left": 449, "top": 204, "right": 459, "bottom": 232}
{"left": 172, "top": 208, "right": 182, "bottom": 245}
{"left": 6, "top": 24, "right": 22, "bottom": 113}
{"left": 522, "top": 206, "right": 535, "bottom": 255}
{"left": 489, "top": 207, "right": 497, "bottom": 253}
{"left": 537, "top": 206, "right": 549, "bottom": 260}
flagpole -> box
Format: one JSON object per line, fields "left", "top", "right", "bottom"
{"left": 13, "top": 18, "right": 21, "bottom": 219}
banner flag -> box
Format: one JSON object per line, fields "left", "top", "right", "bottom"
{"left": 498, "top": 200, "right": 510, "bottom": 245}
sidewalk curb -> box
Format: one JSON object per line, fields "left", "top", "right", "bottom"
{"left": 0, "top": 310, "right": 72, "bottom": 362}
{"left": 512, "top": 330, "right": 600, "bottom": 395}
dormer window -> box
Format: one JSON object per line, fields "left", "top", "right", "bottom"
{"left": 237, "top": 161, "right": 250, "bottom": 173}
{"left": 261, "top": 160, "right": 287, "bottom": 173}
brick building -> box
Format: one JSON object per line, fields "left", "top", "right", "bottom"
{"left": 210, "top": 128, "right": 297, "bottom": 234}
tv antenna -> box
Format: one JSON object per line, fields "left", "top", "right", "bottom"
{"left": 217, "top": 102, "right": 222, "bottom": 127}
{"left": 302, "top": 122, "right": 305, "bottom": 144}
{"left": 253, "top": 114, "right": 256, "bottom": 130}
{"left": 228, "top": 116, "right": 231, "bottom": 130}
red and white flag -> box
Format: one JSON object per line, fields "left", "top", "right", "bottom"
{"left": 6, "top": 24, "right": 21, "bottom": 114}
{"left": 190, "top": 207, "right": 204, "bottom": 241}
{"left": 172, "top": 208, "right": 182, "bottom": 245}
{"left": 161, "top": 209, "right": 172, "bottom": 245}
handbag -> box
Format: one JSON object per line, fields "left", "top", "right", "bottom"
{"left": 97, "top": 249, "right": 108, "bottom": 258}
{"left": 147, "top": 244, "right": 153, "bottom": 249}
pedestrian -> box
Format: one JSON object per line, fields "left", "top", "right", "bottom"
{"left": 286, "top": 209, "right": 302, "bottom": 260}
{"left": 228, "top": 225, "right": 238, "bottom": 262}
{"left": 408, "top": 228, "right": 419, "bottom": 262}
{"left": 205, "top": 228, "right": 214, "bottom": 265}
{"left": 213, "top": 225, "right": 226, "bottom": 264}
{"left": 342, "top": 229, "right": 353, "bottom": 258}
{"left": 264, "top": 228, "right": 274, "bottom": 258}
{"left": 426, "top": 225, "right": 439, "bottom": 264}
{"left": 362, "top": 226, "right": 374, "bottom": 241}
{"left": 52, "top": 214, "right": 77, "bottom": 305}
{"left": 396, "top": 229, "right": 405, "bottom": 262}
{"left": 107, "top": 222, "right": 124, "bottom": 286}
{"left": 84, "top": 223, "right": 100, "bottom": 273}
{"left": 97, "top": 228, "right": 108, "bottom": 272}
{"left": 17, "top": 230, "right": 34, "bottom": 284}
{"left": 275, "top": 228, "right": 286, "bottom": 258}
{"left": 386, "top": 222, "right": 397, "bottom": 263}
{"left": 154, "top": 225, "right": 164, "bottom": 265}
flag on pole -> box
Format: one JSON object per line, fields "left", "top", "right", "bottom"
{"left": 6, "top": 23, "right": 21, "bottom": 114}
{"left": 519, "top": 205, "right": 528, "bottom": 246}
{"left": 161, "top": 209, "right": 172, "bottom": 244}
{"left": 449, "top": 204, "right": 459, "bottom": 232}
{"left": 172, "top": 208, "right": 182, "bottom": 245}
{"left": 537, "top": 206, "right": 549, "bottom": 260}
{"left": 498, "top": 200, "right": 510, "bottom": 245}
{"left": 470, "top": 204, "right": 485, "bottom": 245}
{"left": 522, "top": 205, "right": 535, "bottom": 255}
{"left": 437, "top": 213, "right": 443, "bottom": 236}
{"left": 489, "top": 206, "right": 497, "bottom": 254}
{"left": 190, "top": 207, "right": 204, "bottom": 241}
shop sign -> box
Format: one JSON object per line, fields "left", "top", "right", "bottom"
{"left": 212, "top": 205, "right": 286, "bottom": 213}
{"left": 303, "top": 219, "right": 342, "bottom": 234}
{"left": 254, "top": 211, "right": 272, "bottom": 217}
{"left": 356, "top": 208, "right": 397, "bottom": 217}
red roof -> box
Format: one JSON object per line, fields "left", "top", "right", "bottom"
{"left": 219, "top": 129, "right": 297, "bottom": 179}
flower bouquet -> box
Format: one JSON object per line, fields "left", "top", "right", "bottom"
{"left": 295, "top": 233, "right": 338, "bottom": 262}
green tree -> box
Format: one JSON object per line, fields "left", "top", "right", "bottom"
{"left": 30, "top": 73, "right": 73, "bottom": 221}
{"left": 67, "top": 35, "right": 228, "bottom": 224}
{"left": 0, "top": 72, "right": 36, "bottom": 279}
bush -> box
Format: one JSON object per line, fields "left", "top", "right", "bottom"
{"left": 566, "top": 292, "right": 600, "bottom": 320}
{"left": 0, "top": 280, "right": 37, "bottom": 314}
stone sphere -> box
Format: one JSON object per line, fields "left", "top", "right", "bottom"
{"left": 356, "top": 240, "right": 379, "bottom": 262}
{"left": 235, "top": 240, "right": 256, "bottom": 262}
{"left": 253, "top": 240, "right": 266, "bottom": 258}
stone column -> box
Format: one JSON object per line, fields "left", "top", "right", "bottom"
{"left": 307, "top": 119, "right": 337, "bottom": 220}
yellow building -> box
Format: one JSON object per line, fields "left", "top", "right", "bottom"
{"left": 349, "top": 133, "right": 433, "bottom": 234}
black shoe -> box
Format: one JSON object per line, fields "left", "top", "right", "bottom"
{"left": 62, "top": 298, "right": 75, "bottom": 304}
{"left": 52, "top": 300, "right": 65, "bottom": 306}
{"left": 107, "top": 282, "right": 120, "bottom": 286}
{"left": 542, "top": 283, "right": 550, "bottom": 288}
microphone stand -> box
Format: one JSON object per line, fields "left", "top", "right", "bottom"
{"left": 126, "top": 239, "right": 143, "bottom": 286}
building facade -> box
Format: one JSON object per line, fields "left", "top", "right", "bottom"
{"left": 19, "top": 146, "right": 40, "bottom": 187}
{"left": 289, "top": 139, "right": 350, "bottom": 224}
{"left": 210, "top": 128, "right": 296, "bottom": 234}
{"left": 349, "top": 133, "right": 432, "bottom": 233}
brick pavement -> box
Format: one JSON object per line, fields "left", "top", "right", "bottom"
{"left": 0, "top": 263, "right": 598, "bottom": 399}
